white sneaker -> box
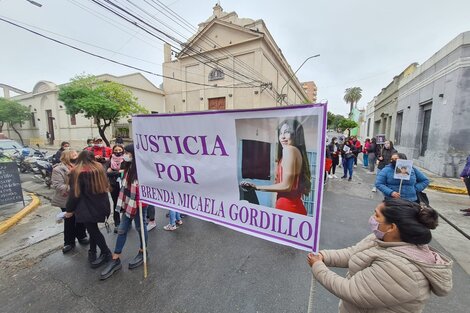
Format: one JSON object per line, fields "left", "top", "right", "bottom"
{"left": 333, "top": 174, "right": 338, "bottom": 178}
{"left": 328, "top": 174, "right": 333, "bottom": 179}
{"left": 372, "top": 187, "right": 377, "bottom": 192}
{"left": 147, "top": 220, "right": 157, "bottom": 231}
{"left": 367, "top": 171, "right": 375, "bottom": 175}
{"left": 354, "top": 165, "right": 357, "bottom": 168}
{"left": 163, "top": 224, "right": 177, "bottom": 231}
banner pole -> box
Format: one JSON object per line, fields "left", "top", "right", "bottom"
{"left": 138, "top": 202, "right": 148, "bottom": 278}
{"left": 399, "top": 179, "right": 403, "bottom": 194}
{"left": 307, "top": 274, "right": 316, "bottom": 313}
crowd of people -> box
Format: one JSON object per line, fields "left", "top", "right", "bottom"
{"left": 47, "top": 134, "right": 458, "bottom": 311}
{"left": 50, "top": 138, "right": 180, "bottom": 281}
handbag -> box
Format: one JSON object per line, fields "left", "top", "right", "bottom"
{"left": 417, "top": 191, "right": 430, "bottom": 206}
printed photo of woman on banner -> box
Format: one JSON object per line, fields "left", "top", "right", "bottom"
{"left": 238, "top": 115, "right": 318, "bottom": 216}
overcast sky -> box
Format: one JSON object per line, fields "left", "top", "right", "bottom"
{"left": 1, "top": 0, "right": 470, "bottom": 115}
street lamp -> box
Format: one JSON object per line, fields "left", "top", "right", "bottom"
{"left": 277, "top": 54, "right": 320, "bottom": 105}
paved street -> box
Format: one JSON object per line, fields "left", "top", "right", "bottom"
{"left": 0, "top": 167, "right": 469, "bottom": 313}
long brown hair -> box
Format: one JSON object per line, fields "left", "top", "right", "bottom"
{"left": 70, "top": 150, "right": 109, "bottom": 197}
{"left": 276, "top": 119, "right": 311, "bottom": 195}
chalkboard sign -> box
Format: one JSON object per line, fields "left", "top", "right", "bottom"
{"left": 0, "top": 162, "right": 24, "bottom": 206}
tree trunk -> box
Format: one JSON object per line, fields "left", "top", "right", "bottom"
{"left": 97, "top": 122, "right": 111, "bottom": 147}
{"left": 9, "top": 123, "right": 24, "bottom": 145}
{"left": 349, "top": 102, "right": 353, "bottom": 115}
{"left": 0, "top": 121, "right": 3, "bottom": 133}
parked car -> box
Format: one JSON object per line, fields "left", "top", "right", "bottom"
{"left": 0, "top": 139, "right": 29, "bottom": 157}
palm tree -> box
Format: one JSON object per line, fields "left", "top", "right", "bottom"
{"left": 344, "top": 87, "right": 362, "bottom": 115}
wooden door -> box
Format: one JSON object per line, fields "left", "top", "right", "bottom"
{"left": 208, "top": 97, "right": 226, "bottom": 110}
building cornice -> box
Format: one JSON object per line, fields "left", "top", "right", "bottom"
{"left": 398, "top": 57, "right": 470, "bottom": 100}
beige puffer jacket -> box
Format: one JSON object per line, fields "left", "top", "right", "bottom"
{"left": 312, "top": 234, "right": 453, "bottom": 313}
{"left": 51, "top": 163, "right": 70, "bottom": 208}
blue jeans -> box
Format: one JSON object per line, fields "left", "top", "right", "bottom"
{"left": 343, "top": 157, "right": 354, "bottom": 178}
{"left": 169, "top": 210, "right": 181, "bottom": 226}
{"left": 114, "top": 206, "right": 148, "bottom": 254}
{"left": 363, "top": 154, "right": 369, "bottom": 167}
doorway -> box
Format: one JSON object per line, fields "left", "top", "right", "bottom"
{"left": 208, "top": 97, "right": 226, "bottom": 110}
{"left": 420, "top": 109, "right": 432, "bottom": 156}
{"left": 46, "top": 110, "right": 55, "bottom": 145}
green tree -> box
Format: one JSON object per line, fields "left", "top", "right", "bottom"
{"left": 58, "top": 75, "right": 147, "bottom": 146}
{"left": 343, "top": 87, "right": 362, "bottom": 115}
{"left": 0, "top": 97, "right": 31, "bottom": 145}
{"left": 327, "top": 111, "right": 335, "bottom": 129}
{"left": 337, "top": 119, "right": 358, "bottom": 137}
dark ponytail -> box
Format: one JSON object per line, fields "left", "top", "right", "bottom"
{"left": 381, "top": 199, "right": 439, "bottom": 245}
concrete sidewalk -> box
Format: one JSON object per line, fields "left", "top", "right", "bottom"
{"left": 0, "top": 193, "right": 41, "bottom": 234}
{"left": 415, "top": 165, "right": 468, "bottom": 195}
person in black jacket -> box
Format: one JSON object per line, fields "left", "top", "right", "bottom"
{"left": 367, "top": 137, "right": 378, "bottom": 174}
{"left": 327, "top": 137, "right": 340, "bottom": 178}
{"left": 377, "top": 141, "right": 397, "bottom": 172}
{"left": 105, "top": 144, "right": 125, "bottom": 233}
{"left": 52, "top": 141, "right": 70, "bottom": 165}
{"left": 65, "top": 150, "right": 112, "bottom": 268}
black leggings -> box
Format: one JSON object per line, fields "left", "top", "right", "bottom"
{"left": 110, "top": 186, "right": 121, "bottom": 226}
{"left": 84, "top": 223, "right": 110, "bottom": 255}
{"left": 331, "top": 156, "right": 339, "bottom": 175}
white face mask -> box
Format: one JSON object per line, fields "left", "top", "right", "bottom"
{"left": 123, "top": 154, "right": 132, "bottom": 162}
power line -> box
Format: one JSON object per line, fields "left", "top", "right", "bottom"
{"left": 92, "top": 0, "right": 261, "bottom": 86}
{"left": 0, "top": 16, "right": 257, "bottom": 89}
{"left": 67, "top": 0, "right": 162, "bottom": 50}
{"left": 0, "top": 14, "right": 160, "bottom": 66}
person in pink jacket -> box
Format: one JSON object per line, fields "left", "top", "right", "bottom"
{"left": 307, "top": 199, "right": 453, "bottom": 313}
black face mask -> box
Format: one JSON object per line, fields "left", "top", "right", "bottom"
{"left": 114, "top": 152, "right": 123, "bottom": 157}
{"left": 390, "top": 160, "right": 397, "bottom": 167}
{"left": 70, "top": 158, "right": 78, "bottom": 164}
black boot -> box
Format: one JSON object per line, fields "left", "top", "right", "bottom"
{"left": 100, "top": 258, "right": 122, "bottom": 280}
{"left": 90, "top": 252, "right": 111, "bottom": 269}
{"left": 62, "top": 244, "right": 75, "bottom": 254}
{"left": 128, "top": 251, "right": 146, "bottom": 269}
{"left": 88, "top": 250, "right": 97, "bottom": 263}
{"left": 78, "top": 237, "right": 90, "bottom": 245}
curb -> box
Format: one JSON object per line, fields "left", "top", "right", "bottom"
{"left": 0, "top": 193, "right": 41, "bottom": 235}
{"left": 428, "top": 183, "right": 468, "bottom": 195}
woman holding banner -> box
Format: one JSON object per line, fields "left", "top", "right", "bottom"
{"left": 307, "top": 199, "right": 453, "bottom": 313}
{"left": 241, "top": 119, "right": 311, "bottom": 215}
{"left": 375, "top": 153, "right": 429, "bottom": 202}
{"left": 100, "top": 144, "right": 149, "bottom": 280}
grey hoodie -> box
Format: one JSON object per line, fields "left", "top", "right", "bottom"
{"left": 312, "top": 234, "right": 453, "bottom": 313}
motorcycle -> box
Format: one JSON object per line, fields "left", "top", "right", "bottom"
{"left": 24, "top": 148, "right": 53, "bottom": 188}
{"left": 34, "top": 157, "right": 53, "bottom": 188}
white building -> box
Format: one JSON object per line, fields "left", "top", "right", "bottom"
{"left": 2, "top": 73, "right": 164, "bottom": 148}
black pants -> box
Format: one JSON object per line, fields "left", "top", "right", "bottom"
{"left": 147, "top": 205, "right": 155, "bottom": 221}
{"left": 84, "top": 222, "right": 110, "bottom": 255}
{"left": 353, "top": 153, "right": 359, "bottom": 165}
{"left": 331, "top": 156, "right": 339, "bottom": 175}
{"left": 61, "top": 208, "right": 87, "bottom": 246}
{"left": 464, "top": 177, "right": 470, "bottom": 197}
{"left": 110, "top": 186, "right": 121, "bottom": 226}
